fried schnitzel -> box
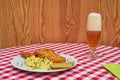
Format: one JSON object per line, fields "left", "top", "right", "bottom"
{"left": 34, "top": 48, "right": 66, "bottom": 63}
{"left": 20, "top": 48, "right": 66, "bottom": 63}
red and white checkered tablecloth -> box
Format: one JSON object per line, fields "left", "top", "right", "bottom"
{"left": 0, "top": 43, "right": 120, "bottom": 80}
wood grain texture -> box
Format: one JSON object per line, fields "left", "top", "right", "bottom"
{"left": 0, "top": 0, "right": 120, "bottom": 48}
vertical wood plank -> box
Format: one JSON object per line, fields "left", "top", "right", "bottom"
{"left": 60, "top": 0, "right": 81, "bottom": 42}
{"left": 0, "top": 0, "right": 120, "bottom": 48}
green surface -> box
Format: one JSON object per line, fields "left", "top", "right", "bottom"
{"left": 103, "top": 63, "right": 120, "bottom": 80}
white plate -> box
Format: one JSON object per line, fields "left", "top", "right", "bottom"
{"left": 11, "top": 53, "right": 77, "bottom": 72}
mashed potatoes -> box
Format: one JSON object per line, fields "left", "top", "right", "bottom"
{"left": 24, "top": 55, "right": 53, "bottom": 69}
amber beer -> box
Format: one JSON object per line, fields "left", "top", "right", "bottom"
{"left": 87, "top": 30, "right": 101, "bottom": 47}
{"left": 87, "top": 12, "right": 101, "bottom": 48}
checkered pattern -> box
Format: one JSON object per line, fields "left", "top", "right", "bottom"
{"left": 0, "top": 43, "right": 120, "bottom": 80}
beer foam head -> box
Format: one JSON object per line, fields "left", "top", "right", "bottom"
{"left": 87, "top": 12, "right": 101, "bottom": 31}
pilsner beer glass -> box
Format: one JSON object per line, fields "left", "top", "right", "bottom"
{"left": 86, "top": 13, "right": 101, "bottom": 59}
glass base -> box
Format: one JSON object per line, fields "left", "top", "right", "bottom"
{"left": 86, "top": 53, "right": 99, "bottom": 59}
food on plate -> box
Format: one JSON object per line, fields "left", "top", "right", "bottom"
{"left": 34, "top": 48, "right": 66, "bottom": 63}
{"left": 24, "top": 55, "right": 53, "bottom": 69}
{"left": 20, "top": 48, "right": 74, "bottom": 69}
{"left": 20, "top": 48, "right": 66, "bottom": 63}
{"left": 51, "top": 61, "right": 74, "bottom": 69}
{"left": 20, "top": 51, "right": 34, "bottom": 58}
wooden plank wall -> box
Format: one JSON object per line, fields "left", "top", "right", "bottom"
{"left": 0, "top": 0, "right": 120, "bottom": 48}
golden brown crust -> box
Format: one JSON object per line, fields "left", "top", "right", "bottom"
{"left": 20, "top": 51, "right": 34, "bottom": 58}
{"left": 20, "top": 48, "right": 66, "bottom": 63}
{"left": 34, "top": 48, "right": 66, "bottom": 63}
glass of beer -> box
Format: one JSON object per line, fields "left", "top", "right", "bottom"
{"left": 86, "top": 12, "right": 101, "bottom": 59}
